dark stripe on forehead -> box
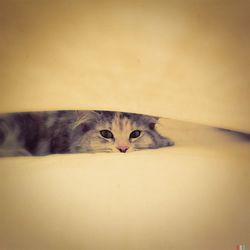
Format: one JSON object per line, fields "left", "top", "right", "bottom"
{"left": 119, "top": 115, "right": 123, "bottom": 130}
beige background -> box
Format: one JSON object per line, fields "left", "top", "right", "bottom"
{"left": 0, "top": 0, "right": 250, "bottom": 132}
{"left": 0, "top": 0, "right": 250, "bottom": 250}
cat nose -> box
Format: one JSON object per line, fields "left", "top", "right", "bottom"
{"left": 117, "top": 146, "right": 129, "bottom": 153}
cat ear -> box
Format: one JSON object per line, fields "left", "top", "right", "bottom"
{"left": 73, "top": 110, "right": 99, "bottom": 129}
{"left": 75, "top": 110, "right": 100, "bottom": 119}
{"left": 75, "top": 110, "right": 87, "bottom": 118}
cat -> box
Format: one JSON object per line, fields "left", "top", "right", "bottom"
{"left": 0, "top": 110, "right": 174, "bottom": 157}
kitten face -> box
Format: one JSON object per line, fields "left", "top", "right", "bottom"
{"left": 94, "top": 113, "right": 155, "bottom": 152}
{"left": 71, "top": 111, "right": 173, "bottom": 153}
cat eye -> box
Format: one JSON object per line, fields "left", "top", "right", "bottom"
{"left": 129, "top": 130, "right": 141, "bottom": 139}
{"left": 100, "top": 130, "right": 114, "bottom": 139}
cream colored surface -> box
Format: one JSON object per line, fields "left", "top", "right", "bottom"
{"left": 0, "top": 1, "right": 250, "bottom": 250}
{"left": 0, "top": 122, "right": 250, "bottom": 250}
{"left": 0, "top": 0, "right": 250, "bottom": 132}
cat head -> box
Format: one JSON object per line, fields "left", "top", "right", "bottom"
{"left": 71, "top": 111, "right": 172, "bottom": 153}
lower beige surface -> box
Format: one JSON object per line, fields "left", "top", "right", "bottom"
{"left": 0, "top": 120, "right": 249, "bottom": 250}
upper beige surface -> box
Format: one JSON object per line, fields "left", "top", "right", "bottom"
{"left": 0, "top": 0, "right": 249, "bottom": 132}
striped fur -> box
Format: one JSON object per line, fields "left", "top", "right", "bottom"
{"left": 0, "top": 110, "right": 174, "bottom": 157}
